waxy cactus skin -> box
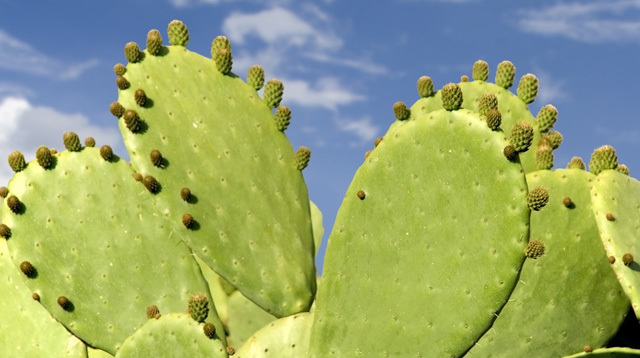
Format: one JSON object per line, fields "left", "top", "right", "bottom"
{"left": 2, "top": 20, "right": 640, "bottom": 358}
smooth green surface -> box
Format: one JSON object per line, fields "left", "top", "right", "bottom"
{"left": 117, "top": 45, "right": 316, "bottom": 317}
{"left": 115, "top": 313, "right": 228, "bottom": 358}
{"left": 87, "top": 347, "right": 114, "bottom": 358}
{"left": 226, "top": 290, "right": 276, "bottom": 348}
{"left": 0, "top": 238, "right": 87, "bottom": 358}
{"left": 3, "top": 149, "right": 225, "bottom": 354}
{"left": 468, "top": 169, "right": 629, "bottom": 357}
{"left": 312, "top": 109, "right": 530, "bottom": 357}
{"left": 310, "top": 200, "right": 324, "bottom": 257}
{"left": 591, "top": 170, "right": 640, "bottom": 319}
{"left": 235, "top": 312, "right": 312, "bottom": 358}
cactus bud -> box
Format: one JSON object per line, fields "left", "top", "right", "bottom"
{"left": 527, "top": 187, "right": 549, "bottom": 211}
{"left": 0, "top": 224, "right": 10, "bottom": 238}
{"left": 100, "top": 145, "right": 113, "bottom": 161}
{"left": 517, "top": 74, "right": 538, "bottom": 104}
{"left": 143, "top": 175, "right": 159, "bottom": 193}
{"left": 150, "top": 150, "right": 163, "bottom": 167}
{"left": 536, "top": 105, "right": 558, "bottom": 132}
{"left": 180, "top": 188, "right": 191, "bottom": 201}
{"left": 84, "top": 137, "right": 96, "bottom": 148}
{"left": 441, "top": 83, "right": 463, "bottom": 111}
{"left": 616, "top": 164, "right": 630, "bottom": 176}
{"left": 374, "top": 137, "right": 383, "bottom": 147}
{"left": 264, "top": 79, "right": 284, "bottom": 108}
{"left": 211, "top": 35, "right": 231, "bottom": 57}
{"left": 0, "top": 187, "right": 8, "bottom": 198}
{"left": 472, "top": 60, "right": 489, "bottom": 81}
{"left": 503, "top": 145, "right": 517, "bottom": 161}
{"left": 509, "top": 121, "right": 534, "bottom": 152}
{"left": 146, "top": 305, "right": 160, "bottom": 319}
{"left": 567, "top": 157, "right": 586, "bottom": 170}
{"left": 109, "top": 102, "right": 125, "bottom": 118}
{"left": 274, "top": 106, "right": 292, "bottom": 131}
{"left": 123, "top": 110, "right": 141, "bottom": 133}
{"left": 623, "top": 253, "right": 634, "bottom": 266}
{"left": 203, "top": 323, "right": 216, "bottom": 338}
{"left": 147, "top": 29, "right": 163, "bottom": 56}
{"left": 485, "top": 109, "right": 502, "bottom": 131}
{"left": 214, "top": 48, "right": 233, "bottom": 75}
{"left": 478, "top": 93, "right": 498, "bottom": 116}
{"left": 116, "top": 75, "right": 130, "bottom": 90}
{"left": 57, "top": 296, "right": 71, "bottom": 311}
{"left": 113, "top": 63, "right": 126, "bottom": 76}
{"left": 295, "top": 146, "right": 311, "bottom": 170}
{"left": 187, "top": 293, "right": 209, "bottom": 322}
{"left": 134, "top": 89, "right": 147, "bottom": 106}
{"left": 63, "top": 132, "right": 82, "bottom": 152}
{"left": 168, "top": 20, "right": 189, "bottom": 46}
{"left": 535, "top": 144, "right": 554, "bottom": 170}
{"left": 20, "top": 261, "right": 36, "bottom": 278}
{"left": 524, "top": 239, "right": 545, "bottom": 259}
{"left": 495, "top": 61, "right": 515, "bottom": 89}
{"left": 247, "top": 65, "right": 265, "bottom": 90}
{"left": 8, "top": 150, "right": 26, "bottom": 172}
{"left": 417, "top": 76, "right": 434, "bottom": 98}
{"left": 35, "top": 145, "right": 52, "bottom": 169}
{"left": 589, "top": 145, "right": 618, "bottom": 175}
{"left": 393, "top": 102, "right": 410, "bottom": 121}
{"left": 124, "top": 42, "right": 141, "bottom": 63}
{"left": 7, "top": 195, "right": 21, "bottom": 213}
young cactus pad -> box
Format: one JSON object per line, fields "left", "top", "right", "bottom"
{"left": 1, "top": 147, "right": 225, "bottom": 354}
{"left": 113, "top": 20, "right": 316, "bottom": 317}
{"left": 234, "top": 312, "right": 313, "bottom": 358}
{"left": 115, "top": 314, "right": 227, "bottom": 358}
{"left": 591, "top": 169, "right": 640, "bottom": 319}
{"left": 467, "top": 169, "right": 629, "bottom": 357}
{"left": 311, "top": 104, "right": 531, "bottom": 356}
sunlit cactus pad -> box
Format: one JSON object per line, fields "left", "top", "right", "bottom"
{"left": 113, "top": 21, "right": 316, "bottom": 317}
{"left": 1, "top": 146, "right": 224, "bottom": 354}
{"left": 235, "top": 312, "right": 313, "bottom": 358}
{"left": 467, "top": 169, "right": 629, "bottom": 357}
{"left": 115, "top": 314, "right": 228, "bottom": 358}
{"left": 591, "top": 170, "right": 640, "bottom": 318}
{"left": 311, "top": 105, "right": 530, "bottom": 356}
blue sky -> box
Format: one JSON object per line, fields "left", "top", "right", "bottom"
{"left": 1, "top": 0, "right": 639, "bottom": 271}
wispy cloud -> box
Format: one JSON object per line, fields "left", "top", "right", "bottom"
{"left": 334, "top": 116, "right": 380, "bottom": 146}
{"left": 282, "top": 77, "right": 366, "bottom": 111}
{"left": 0, "top": 96, "right": 123, "bottom": 185}
{"left": 533, "top": 68, "right": 568, "bottom": 105}
{"left": 0, "top": 30, "right": 99, "bottom": 80}
{"left": 515, "top": 1, "right": 640, "bottom": 43}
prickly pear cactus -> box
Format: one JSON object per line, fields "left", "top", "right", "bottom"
{"left": 1, "top": 144, "right": 225, "bottom": 354}
{"left": 407, "top": 61, "right": 559, "bottom": 173}
{"left": 111, "top": 20, "right": 316, "bottom": 317}
{"left": 310, "top": 84, "right": 531, "bottom": 357}
{"left": 467, "top": 168, "right": 629, "bottom": 357}
{"left": 115, "top": 314, "right": 228, "bottom": 358}
{"left": 235, "top": 312, "right": 313, "bottom": 358}
{"left": 591, "top": 162, "right": 640, "bottom": 319}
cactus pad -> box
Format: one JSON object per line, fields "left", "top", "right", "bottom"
{"left": 591, "top": 170, "right": 640, "bottom": 319}
{"left": 235, "top": 313, "right": 313, "bottom": 358}
{"left": 311, "top": 107, "right": 530, "bottom": 357}
{"left": 114, "top": 21, "right": 316, "bottom": 317}
{"left": 2, "top": 148, "right": 225, "bottom": 354}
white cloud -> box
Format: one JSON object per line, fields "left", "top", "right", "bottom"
{"left": 223, "top": 7, "right": 341, "bottom": 49}
{"left": 0, "top": 97, "right": 123, "bottom": 186}
{"left": 516, "top": 1, "right": 640, "bottom": 43}
{"left": 334, "top": 116, "right": 380, "bottom": 146}
{"left": 303, "top": 52, "right": 388, "bottom": 75}
{"left": 532, "top": 69, "right": 568, "bottom": 105}
{"left": 282, "top": 77, "right": 366, "bottom": 111}
{"left": 0, "top": 30, "right": 99, "bottom": 80}
{"left": 167, "top": 0, "right": 231, "bottom": 7}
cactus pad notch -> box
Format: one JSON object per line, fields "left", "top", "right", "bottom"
{"left": 113, "top": 20, "right": 316, "bottom": 317}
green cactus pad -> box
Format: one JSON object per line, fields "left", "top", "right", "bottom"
{"left": 0, "top": 239, "right": 88, "bottom": 357}
{"left": 88, "top": 348, "right": 114, "bottom": 358}
{"left": 226, "top": 290, "right": 276, "bottom": 348}
{"left": 115, "top": 23, "right": 315, "bottom": 317}
{"left": 591, "top": 170, "right": 640, "bottom": 319}
{"left": 235, "top": 313, "right": 313, "bottom": 358}
{"left": 115, "top": 314, "right": 227, "bottom": 358}
{"left": 2, "top": 148, "right": 225, "bottom": 354}
{"left": 311, "top": 108, "right": 530, "bottom": 357}
{"left": 310, "top": 200, "right": 324, "bottom": 257}
{"left": 467, "top": 169, "right": 629, "bottom": 357}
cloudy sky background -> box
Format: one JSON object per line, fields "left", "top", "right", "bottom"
{"left": 1, "top": 0, "right": 639, "bottom": 271}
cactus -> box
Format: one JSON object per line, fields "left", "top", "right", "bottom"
{"left": 115, "top": 314, "right": 227, "bottom": 357}
{"left": 112, "top": 20, "right": 316, "bottom": 317}
{"left": 4, "top": 20, "right": 640, "bottom": 357}
{"left": 310, "top": 86, "right": 532, "bottom": 357}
